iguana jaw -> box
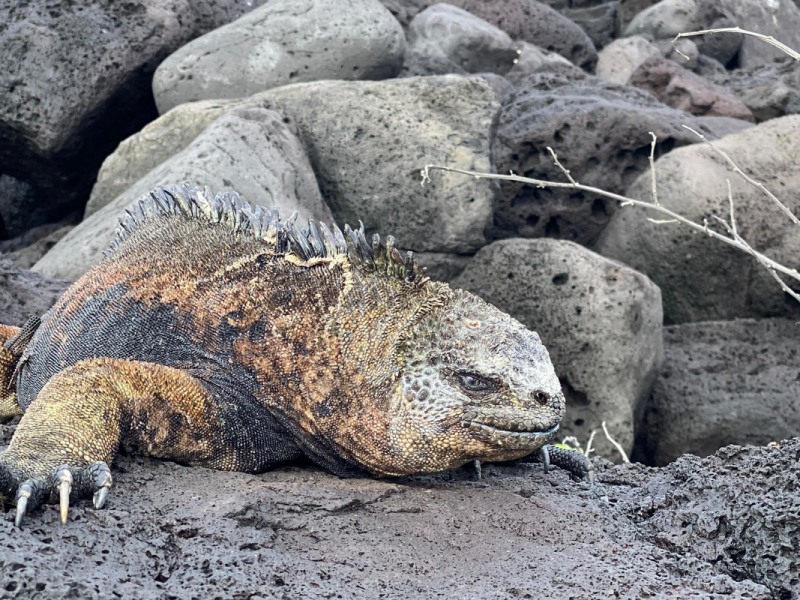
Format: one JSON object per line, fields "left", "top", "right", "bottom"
{"left": 463, "top": 421, "right": 559, "bottom": 451}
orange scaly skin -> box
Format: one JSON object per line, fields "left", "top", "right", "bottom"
{"left": 0, "top": 185, "right": 582, "bottom": 526}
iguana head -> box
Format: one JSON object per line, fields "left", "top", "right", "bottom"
{"left": 333, "top": 285, "right": 565, "bottom": 477}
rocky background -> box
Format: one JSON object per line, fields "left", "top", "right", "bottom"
{"left": 1, "top": 0, "right": 799, "bottom": 598}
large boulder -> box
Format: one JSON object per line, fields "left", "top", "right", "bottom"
{"left": 595, "top": 35, "right": 663, "bottom": 85}
{"left": 152, "top": 0, "right": 405, "bottom": 114}
{"left": 638, "top": 318, "right": 800, "bottom": 466}
{"left": 597, "top": 115, "right": 800, "bottom": 323}
{"left": 0, "top": 0, "right": 266, "bottom": 233}
{"left": 87, "top": 76, "right": 499, "bottom": 257}
{"left": 629, "top": 57, "right": 754, "bottom": 121}
{"left": 406, "top": 4, "right": 519, "bottom": 75}
{"left": 492, "top": 68, "right": 718, "bottom": 246}
{"left": 86, "top": 99, "right": 242, "bottom": 216}
{"left": 35, "top": 105, "right": 332, "bottom": 281}
{"left": 261, "top": 76, "right": 498, "bottom": 254}
{"left": 422, "top": 0, "right": 598, "bottom": 70}
{"left": 452, "top": 238, "right": 664, "bottom": 460}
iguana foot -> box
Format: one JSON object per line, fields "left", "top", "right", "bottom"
{"left": 537, "top": 444, "right": 595, "bottom": 484}
{"left": 1, "top": 459, "right": 112, "bottom": 527}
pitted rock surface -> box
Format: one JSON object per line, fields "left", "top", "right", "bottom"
{"left": 453, "top": 238, "right": 664, "bottom": 459}
{"left": 492, "top": 67, "right": 716, "bottom": 246}
{"left": 4, "top": 423, "right": 794, "bottom": 599}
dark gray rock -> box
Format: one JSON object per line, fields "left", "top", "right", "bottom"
{"left": 492, "top": 67, "right": 716, "bottom": 246}
{"left": 379, "top": 0, "right": 429, "bottom": 27}
{"left": 597, "top": 115, "right": 800, "bottom": 323}
{"left": 413, "top": 251, "right": 472, "bottom": 282}
{"left": 0, "top": 0, "right": 266, "bottom": 232}
{"left": 694, "top": 115, "right": 755, "bottom": 139}
{"left": 0, "top": 260, "right": 70, "bottom": 327}
{"left": 36, "top": 104, "right": 333, "bottom": 282}
{"left": 637, "top": 318, "right": 800, "bottom": 467}
{"left": 617, "top": 0, "right": 661, "bottom": 31}
{"left": 423, "top": 0, "right": 598, "bottom": 70}
{"left": 406, "top": 4, "right": 518, "bottom": 75}
{"left": 0, "top": 223, "right": 75, "bottom": 270}
{"left": 624, "top": 0, "right": 743, "bottom": 66}
{"left": 0, "top": 175, "right": 38, "bottom": 239}
{"left": 452, "top": 238, "right": 664, "bottom": 460}
{"left": 563, "top": 1, "right": 619, "bottom": 50}
{"left": 710, "top": 59, "right": 800, "bottom": 123}
{"left": 152, "top": 0, "right": 405, "bottom": 114}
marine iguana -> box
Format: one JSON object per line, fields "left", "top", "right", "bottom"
{"left": 0, "top": 185, "right": 592, "bottom": 527}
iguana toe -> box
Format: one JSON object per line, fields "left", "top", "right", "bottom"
{"left": 3, "top": 459, "right": 113, "bottom": 527}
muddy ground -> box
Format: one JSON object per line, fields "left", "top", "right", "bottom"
{"left": 1, "top": 421, "right": 797, "bottom": 600}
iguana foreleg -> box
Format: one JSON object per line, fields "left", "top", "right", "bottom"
{"left": 0, "top": 358, "right": 229, "bottom": 526}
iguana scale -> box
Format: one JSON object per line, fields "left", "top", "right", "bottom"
{"left": 0, "top": 185, "right": 590, "bottom": 527}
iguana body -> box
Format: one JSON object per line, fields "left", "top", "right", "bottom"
{"left": 0, "top": 185, "right": 585, "bottom": 526}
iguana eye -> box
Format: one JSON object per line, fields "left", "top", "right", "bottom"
{"left": 457, "top": 372, "right": 495, "bottom": 393}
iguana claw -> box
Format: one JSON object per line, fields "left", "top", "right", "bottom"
{"left": 55, "top": 465, "right": 73, "bottom": 524}
{"left": 3, "top": 460, "right": 113, "bottom": 527}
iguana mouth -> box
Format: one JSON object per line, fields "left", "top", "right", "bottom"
{"left": 463, "top": 416, "right": 559, "bottom": 448}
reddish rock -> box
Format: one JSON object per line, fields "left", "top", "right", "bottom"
{"left": 630, "top": 57, "right": 754, "bottom": 122}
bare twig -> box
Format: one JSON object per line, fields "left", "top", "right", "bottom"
{"left": 601, "top": 421, "right": 629, "bottom": 463}
{"left": 584, "top": 430, "right": 597, "bottom": 459}
{"left": 419, "top": 164, "right": 800, "bottom": 287}
{"left": 547, "top": 147, "right": 578, "bottom": 185}
{"left": 671, "top": 27, "right": 800, "bottom": 62}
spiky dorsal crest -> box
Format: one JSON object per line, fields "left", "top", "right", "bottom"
{"left": 105, "top": 184, "right": 428, "bottom": 286}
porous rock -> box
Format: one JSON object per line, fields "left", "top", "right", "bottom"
{"left": 624, "top": 0, "right": 743, "bottom": 66}
{"left": 406, "top": 4, "right": 519, "bottom": 75}
{"left": 86, "top": 76, "right": 498, "bottom": 258}
{"left": 0, "top": 223, "right": 75, "bottom": 270}
{"left": 452, "top": 238, "right": 664, "bottom": 460}
{"left": 595, "top": 35, "right": 662, "bottom": 85}
{"left": 87, "top": 99, "right": 242, "bottom": 216}
{"left": 0, "top": 0, "right": 266, "bottom": 231}
{"left": 710, "top": 59, "right": 800, "bottom": 123}
{"left": 492, "top": 67, "right": 717, "bottom": 246}
{"left": 562, "top": 1, "right": 619, "bottom": 50}
{"left": 629, "top": 57, "right": 754, "bottom": 121}
{"left": 0, "top": 175, "right": 38, "bottom": 239}
{"left": 504, "top": 42, "right": 574, "bottom": 83}
{"left": 720, "top": 0, "right": 800, "bottom": 68}
{"left": 597, "top": 115, "right": 800, "bottom": 323}
{"left": 35, "top": 105, "right": 332, "bottom": 281}
{"left": 379, "top": 0, "right": 429, "bottom": 27}
{"left": 0, "top": 260, "right": 70, "bottom": 328}
{"left": 637, "top": 318, "right": 800, "bottom": 466}
{"left": 261, "top": 76, "right": 498, "bottom": 254}
{"left": 6, "top": 432, "right": 795, "bottom": 597}
{"left": 422, "top": 0, "right": 598, "bottom": 70}
{"left": 152, "top": 0, "right": 405, "bottom": 114}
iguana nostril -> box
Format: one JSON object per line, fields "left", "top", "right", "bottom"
{"left": 533, "top": 391, "right": 550, "bottom": 406}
